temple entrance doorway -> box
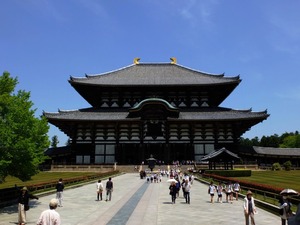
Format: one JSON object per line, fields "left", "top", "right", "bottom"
{"left": 118, "top": 143, "right": 194, "bottom": 165}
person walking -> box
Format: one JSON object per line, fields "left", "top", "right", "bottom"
{"left": 105, "top": 177, "right": 113, "bottom": 201}
{"left": 36, "top": 198, "right": 61, "bottom": 225}
{"left": 169, "top": 181, "right": 177, "bottom": 204}
{"left": 243, "top": 190, "right": 256, "bottom": 225}
{"left": 183, "top": 179, "right": 191, "bottom": 204}
{"left": 181, "top": 179, "right": 186, "bottom": 198}
{"left": 175, "top": 178, "right": 181, "bottom": 198}
{"left": 17, "top": 186, "right": 39, "bottom": 225}
{"left": 233, "top": 181, "right": 241, "bottom": 201}
{"left": 208, "top": 181, "right": 216, "bottom": 203}
{"left": 96, "top": 180, "right": 104, "bottom": 201}
{"left": 225, "top": 181, "right": 233, "bottom": 203}
{"left": 279, "top": 194, "right": 293, "bottom": 225}
{"left": 217, "top": 182, "right": 224, "bottom": 203}
{"left": 55, "top": 178, "right": 64, "bottom": 207}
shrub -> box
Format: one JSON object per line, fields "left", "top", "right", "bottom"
{"left": 204, "top": 170, "right": 251, "bottom": 177}
{"left": 272, "top": 162, "right": 281, "bottom": 171}
{"left": 283, "top": 161, "right": 292, "bottom": 171}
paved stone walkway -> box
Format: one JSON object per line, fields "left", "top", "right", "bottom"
{"left": 0, "top": 173, "right": 280, "bottom": 225}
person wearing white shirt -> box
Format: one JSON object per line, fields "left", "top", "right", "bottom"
{"left": 183, "top": 180, "right": 191, "bottom": 204}
{"left": 243, "top": 190, "right": 256, "bottom": 225}
{"left": 233, "top": 181, "right": 241, "bottom": 201}
{"left": 96, "top": 180, "right": 104, "bottom": 201}
{"left": 208, "top": 181, "right": 216, "bottom": 203}
{"left": 36, "top": 198, "right": 61, "bottom": 225}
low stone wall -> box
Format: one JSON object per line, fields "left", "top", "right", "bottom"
{"left": 50, "top": 164, "right": 197, "bottom": 173}
{"left": 233, "top": 164, "right": 259, "bottom": 170}
{"left": 51, "top": 164, "right": 115, "bottom": 172}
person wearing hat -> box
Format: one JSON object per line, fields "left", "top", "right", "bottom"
{"left": 243, "top": 190, "right": 256, "bottom": 225}
{"left": 279, "top": 194, "right": 293, "bottom": 225}
{"left": 17, "top": 186, "right": 39, "bottom": 225}
{"left": 36, "top": 198, "right": 61, "bottom": 225}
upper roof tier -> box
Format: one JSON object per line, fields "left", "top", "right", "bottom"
{"left": 69, "top": 62, "right": 241, "bottom": 108}
{"left": 70, "top": 63, "right": 240, "bottom": 86}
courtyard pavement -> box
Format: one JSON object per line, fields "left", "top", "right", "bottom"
{"left": 0, "top": 173, "right": 280, "bottom": 225}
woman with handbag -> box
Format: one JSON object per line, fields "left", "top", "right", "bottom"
{"left": 17, "top": 186, "right": 39, "bottom": 225}
{"left": 96, "top": 180, "right": 104, "bottom": 201}
{"left": 279, "top": 194, "right": 293, "bottom": 225}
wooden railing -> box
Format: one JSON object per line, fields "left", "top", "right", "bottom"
{"left": 0, "top": 171, "right": 120, "bottom": 208}
{"left": 197, "top": 175, "right": 300, "bottom": 214}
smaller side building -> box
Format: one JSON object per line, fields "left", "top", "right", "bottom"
{"left": 201, "top": 147, "right": 240, "bottom": 170}
{"left": 239, "top": 146, "right": 300, "bottom": 167}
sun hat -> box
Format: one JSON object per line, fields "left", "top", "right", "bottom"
{"left": 22, "top": 187, "right": 28, "bottom": 191}
{"left": 246, "top": 190, "right": 252, "bottom": 195}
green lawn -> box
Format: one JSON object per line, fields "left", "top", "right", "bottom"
{"left": 236, "top": 170, "right": 300, "bottom": 212}
{"left": 236, "top": 170, "right": 300, "bottom": 192}
{"left": 0, "top": 172, "right": 103, "bottom": 189}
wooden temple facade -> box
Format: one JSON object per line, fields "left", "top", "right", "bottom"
{"left": 44, "top": 59, "right": 269, "bottom": 165}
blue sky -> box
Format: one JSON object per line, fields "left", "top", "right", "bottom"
{"left": 1, "top": 0, "right": 300, "bottom": 146}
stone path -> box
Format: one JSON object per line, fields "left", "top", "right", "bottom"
{"left": 0, "top": 173, "right": 280, "bottom": 225}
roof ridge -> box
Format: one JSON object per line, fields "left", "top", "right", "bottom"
{"left": 70, "top": 63, "right": 240, "bottom": 81}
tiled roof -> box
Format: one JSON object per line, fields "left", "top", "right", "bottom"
{"left": 201, "top": 147, "right": 240, "bottom": 161}
{"left": 69, "top": 63, "right": 240, "bottom": 86}
{"left": 44, "top": 146, "right": 71, "bottom": 156}
{"left": 253, "top": 146, "right": 300, "bottom": 156}
{"left": 43, "top": 108, "right": 268, "bottom": 121}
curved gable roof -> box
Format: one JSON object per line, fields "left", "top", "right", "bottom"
{"left": 127, "top": 98, "right": 180, "bottom": 119}
{"left": 69, "top": 63, "right": 240, "bottom": 86}
{"left": 201, "top": 147, "right": 240, "bottom": 161}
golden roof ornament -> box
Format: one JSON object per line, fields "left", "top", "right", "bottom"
{"left": 170, "top": 57, "right": 177, "bottom": 64}
{"left": 133, "top": 58, "right": 140, "bottom": 65}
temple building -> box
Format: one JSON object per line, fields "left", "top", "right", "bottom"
{"left": 44, "top": 58, "right": 269, "bottom": 165}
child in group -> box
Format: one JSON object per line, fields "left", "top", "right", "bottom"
{"left": 233, "top": 181, "right": 241, "bottom": 201}
{"left": 225, "top": 181, "right": 233, "bottom": 203}
{"left": 208, "top": 181, "right": 216, "bottom": 203}
{"left": 217, "top": 182, "right": 224, "bottom": 203}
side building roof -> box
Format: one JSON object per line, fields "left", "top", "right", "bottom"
{"left": 253, "top": 146, "right": 300, "bottom": 157}
{"left": 201, "top": 147, "right": 240, "bottom": 161}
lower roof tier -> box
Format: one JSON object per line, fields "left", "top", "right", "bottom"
{"left": 44, "top": 107, "right": 269, "bottom": 138}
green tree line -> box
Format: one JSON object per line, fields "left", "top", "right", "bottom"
{"left": 240, "top": 131, "right": 300, "bottom": 148}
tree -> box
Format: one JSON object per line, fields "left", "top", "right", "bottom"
{"left": 280, "top": 134, "right": 300, "bottom": 148}
{"left": 51, "top": 135, "right": 59, "bottom": 148}
{"left": 260, "top": 134, "right": 280, "bottom": 147}
{"left": 0, "top": 71, "right": 50, "bottom": 182}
